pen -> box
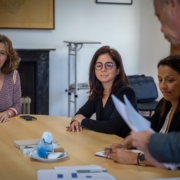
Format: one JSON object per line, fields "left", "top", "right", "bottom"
{"left": 77, "top": 169, "right": 108, "bottom": 173}
{"left": 24, "top": 146, "right": 34, "bottom": 149}
{"left": 104, "top": 147, "right": 112, "bottom": 151}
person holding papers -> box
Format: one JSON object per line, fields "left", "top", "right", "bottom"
{"left": 67, "top": 46, "right": 137, "bottom": 138}
{"left": 0, "top": 35, "right": 22, "bottom": 123}
{"left": 105, "top": 55, "right": 180, "bottom": 167}
{"left": 130, "top": 0, "right": 180, "bottom": 168}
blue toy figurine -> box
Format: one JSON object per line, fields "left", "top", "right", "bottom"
{"left": 36, "top": 132, "right": 54, "bottom": 158}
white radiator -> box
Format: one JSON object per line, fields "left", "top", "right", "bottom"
{"left": 21, "top": 96, "right": 31, "bottom": 114}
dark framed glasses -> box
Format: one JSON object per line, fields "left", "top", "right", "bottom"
{"left": 94, "top": 62, "right": 116, "bottom": 70}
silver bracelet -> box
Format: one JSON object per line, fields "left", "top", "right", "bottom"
{"left": 7, "top": 111, "right": 11, "bottom": 118}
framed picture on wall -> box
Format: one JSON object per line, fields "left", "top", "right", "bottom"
{"left": 96, "top": 0, "right": 133, "bottom": 5}
{"left": 0, "top": 0, "right": 54, "bottom": 30}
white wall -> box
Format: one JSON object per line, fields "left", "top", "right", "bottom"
{"left": 138, "top": 0, "right": 170, "bottom": 99}
{"left": 0, "top": 0, "right": 170, "bottom": 116}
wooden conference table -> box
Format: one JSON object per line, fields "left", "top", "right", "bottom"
{"left": 0, "top": 115, "right": 180, "bottom": 180}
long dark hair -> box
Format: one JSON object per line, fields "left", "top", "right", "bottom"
{"left": 89, "top": 46, "right": 129, "bottom": 100}
{"left": 157, "top": 54, "right": 180, "bottom": 116}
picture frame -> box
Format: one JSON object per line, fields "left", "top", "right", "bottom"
{"left": 0, "top": 0, "right": 55, "bottom": 30}
{"left": 96, "top": 0, "right": 133, "bottom": 5}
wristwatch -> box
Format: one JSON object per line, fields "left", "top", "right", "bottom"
{"left": 137, "top": 153, "right": 146, "bottom": 166}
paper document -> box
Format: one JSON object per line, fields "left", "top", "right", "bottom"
{"left": 37, "top": 165, "right": 116, "bottom": 180}
{"left": 111, "top": 94, "right": 154, "bottom": 132}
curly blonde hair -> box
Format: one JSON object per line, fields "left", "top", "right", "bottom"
{"left": 0, "top": 35, "right": 20, "bottom": 74}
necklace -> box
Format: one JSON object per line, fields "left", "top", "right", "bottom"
{"left": 171, "top": 107, "right": 175, "bottom": 114}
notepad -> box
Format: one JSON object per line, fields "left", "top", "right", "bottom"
{"left": 13, "top": 139, "right": 58, "bottom": 149}
{"left": 95, "top": 149, "right": 142, "bottom": 159}
{"left": 95, "top": 151, "right": 107, "bottom": 158}
{"left": 13, "top": 139, "right": 39, "bottom": 149}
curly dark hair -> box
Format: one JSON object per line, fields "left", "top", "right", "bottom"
{"left": 88, "top": 46, "right": 129, "bottom": 100}
{"left": 0, "top": 35, "right": 20, "bottom": 74}
{"left": 157, "top": 54, "right": 180, "bottom": 116}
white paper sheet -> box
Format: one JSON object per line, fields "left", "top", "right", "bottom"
{"left": 37, "top": 165, "right": 116, "bottom": 180}
{"left": 111, "top": 94, "right": 154, "bottom": 132}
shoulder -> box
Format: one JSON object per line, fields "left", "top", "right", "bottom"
{"left": 5, "top": 72, "right": 14, "bottom": 78}
{"left": 155, "top": 98, "right": 171, "bottom": 111}
{"left": 115, "top": 82, "right": 134, "bottom": 95}
{"left": 6, "top": 70, "right": 20, "bottom": 84}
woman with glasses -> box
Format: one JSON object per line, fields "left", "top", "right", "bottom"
{"left": 67, "top": 46, "right": 137, "bottom": 138}
{"left": 0, "top": 35, "right": 22, "bottom": 122}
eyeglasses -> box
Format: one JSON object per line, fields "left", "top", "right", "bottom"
{"left": 94, "top": 62, "right": 116, "bottom": 70}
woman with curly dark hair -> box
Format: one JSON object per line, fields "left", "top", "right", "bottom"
{"left": 0, "top": 35, "right": 22, "bottom": 122}
{"left": 67, "top": 46, "right": 137, "bottom": 138}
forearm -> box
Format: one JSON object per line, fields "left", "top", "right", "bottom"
{"left": 149, "top": 132, "right": 180, "bottom": 163}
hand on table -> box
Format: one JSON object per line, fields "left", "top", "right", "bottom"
{"left": 66, "top": 114, "right": 85, "bottom": 132}
{"left": 0, "top": 111, "right": 10, "bottom": 123}
{"left": 104, "top": 143, "right": 124, "bottom": 158}
{"left": 110, "top": 148, "right": 137, "bottom": 165}
{"left": 104, "top": 135, "right": 134, "bottom": 157}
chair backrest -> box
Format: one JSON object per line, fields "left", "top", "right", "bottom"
{"left": 128, "top": 75, "right": 158, "bottom": 103}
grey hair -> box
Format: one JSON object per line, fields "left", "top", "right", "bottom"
{"left": 161, "top": 0, "right": 180, "bottom": 4}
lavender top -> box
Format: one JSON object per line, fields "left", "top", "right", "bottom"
{"left": 0, "top": 71, "right": 22, "bottom": 114}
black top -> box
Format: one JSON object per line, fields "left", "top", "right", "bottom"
{"left": 76, "top": 82, "right": 137, "bottom": 138}
{"left": 151, "top": 98, "right": 180, "bottom": 132}
{"left": 148, "top": 99, "right": 180, "bottom": 163}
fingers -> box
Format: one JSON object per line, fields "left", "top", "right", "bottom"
{"left": 0, "top": 116, "right": 9, "bottom": 123}
{"left": 103, "top": 150, "right": 112, "bottom": 159}
{"left": 66, "top": 121, "right": 83, "bottom": 132}
{"left": 0, "top": 112, "right": 10, "bottom": 123}
{"left": 104, "top": 144, "right": 124, "bottom": 158}
{"left": 104, "top": 150, "right": 111, "bottom": 157}
{"left": 109, "top": 150, "right": 117, "bottom": 160}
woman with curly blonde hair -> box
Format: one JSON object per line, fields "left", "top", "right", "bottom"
{"left": 0, "top": 35, "right": 22, "bottom": 122}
